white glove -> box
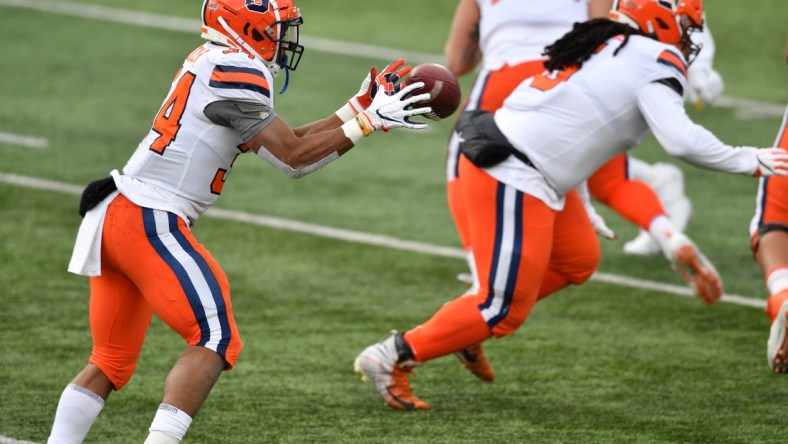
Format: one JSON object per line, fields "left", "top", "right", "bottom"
{"left": 356, "top": 82, "right": 431, "bottom": 133}
{"left": 587, "top": 206, "right": 617, "bottom": 240}
{"left": 336, "top": 59, "right": 412, "bottom": 122}
{"left": 686, "top": 63, "right": 724, "bottom": 109}
{"left": 577, "top": 182, "right": 617, "bottom": 240}
{"left": 686, "top": 15, "right": 723, "bottom": 109}
{"left": 755, "top": 148, "right": 788, "bottom": 177}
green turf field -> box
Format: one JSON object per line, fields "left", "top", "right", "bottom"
{"left": 1, "top": 1, "right": 787, "bottom": 442}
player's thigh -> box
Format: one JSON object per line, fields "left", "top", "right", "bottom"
{"left": 107, "top": 199, "right": 242, "bottom": 366}
{"left": 460, "top": 156, "right": 554, "bottom": 308}
{"left": 752, "top": 176, "right": 788, "bottom": 264}
{"left": 549, "top": 190, "right": 601, "bottom": 283}
{"left": 88, "top": 268, "right": 151, "bottom": 387}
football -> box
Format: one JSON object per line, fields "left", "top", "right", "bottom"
{"left": 405, "top": 63, "right": 462, "bottom": 120}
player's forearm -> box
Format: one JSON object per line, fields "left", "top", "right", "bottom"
{"left": 293, "top": 114, "right": 344, "bottom": 137}
{"left": 255, "top": 128, "right": 352, "bottom": 179}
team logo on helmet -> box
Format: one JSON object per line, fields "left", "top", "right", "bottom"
{"left": 246, "top": 0, "right": 270, "bottom": 13}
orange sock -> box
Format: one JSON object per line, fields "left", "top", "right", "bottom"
{"left": 766, "top": 290, "right": 788, "bottom": 320}
{"left": 403, "top": 296, "right": 492, "bottom": 362}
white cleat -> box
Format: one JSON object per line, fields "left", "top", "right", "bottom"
{"left": 664, "top": 233, "right": 723, "bottom": 304}
{"left": 623, "top": 230, "right": 661, "bottom": 256}
{"left": 353, "top": 333, "right": 429, "bottom": 410}
{"left": 767, "top": 301, "right": 788, "bottom": 374}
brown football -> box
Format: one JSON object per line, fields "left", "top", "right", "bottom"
{"left": 405, "top": 63, "right": 462, "bottom": 120}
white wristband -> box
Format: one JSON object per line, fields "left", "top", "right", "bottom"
{"left": 335, "top": 103, "right": 357, "bottom": 123}
{"left": 341, "top": 119, "right": 364, "bottom": 145}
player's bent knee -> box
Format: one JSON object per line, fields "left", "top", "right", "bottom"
{"left": 565, "top": 245, "right": 601, "bottom": 285}
{"left": 89, "top": 353, "right": 138, "bottom": 390}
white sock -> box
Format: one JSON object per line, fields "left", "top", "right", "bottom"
{"left": 48, "top": 383, "right": 105, "bottom": 444}
{"left": 767, "top": 267, "right": 788, "bottom": 296}
{"left": 648, "top": 214, "right": 678, "bottom": 245}
{"left": 145, "top": 403, "right": 192, "bottom": 444}
{"left": 648, "top": 215, "right": 679, "bottom": 255}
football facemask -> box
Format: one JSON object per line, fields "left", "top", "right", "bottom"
{"left": 610, "top": 0, "right": 705, "bottom": 63}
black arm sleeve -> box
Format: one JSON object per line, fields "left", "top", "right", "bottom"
{"left": 654, "top": 77, "right": 684, "bottom": 97}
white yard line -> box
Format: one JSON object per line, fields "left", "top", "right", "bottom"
{"left": 0, "top": 0, "right": 784, "bottom": 118}
{"left": 0, "top": 132, "right": 48, "bottom": 149}
{"left": 0, "top": 436, "right": 38, "bottom": 444}
{"left": 0, "top": 172, "right": 767, "bottom": 309}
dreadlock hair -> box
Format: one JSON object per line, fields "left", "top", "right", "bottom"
{"left": 543, "top": 18, "right": 647, "bottom": 72}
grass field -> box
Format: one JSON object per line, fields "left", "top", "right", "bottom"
{"left": 1, "top": 1, "right": 787, "bottom": 443}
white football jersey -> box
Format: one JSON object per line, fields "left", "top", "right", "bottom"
{"left": 118, "top": 42, "right": 275, "bottom": 224}
{"left": 491, "top": 35, "right": 757, "bottom": 208}
{"left": 476, "top": 0, "right": 588, "bottom": 69}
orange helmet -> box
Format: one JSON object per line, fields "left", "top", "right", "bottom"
{"left": 610, "top": 0, "right": 704, "bottom": 60}
{"left": 201, "top": 0, "right": 304, "bottom": 77}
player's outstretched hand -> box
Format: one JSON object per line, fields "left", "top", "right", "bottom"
{"left": 347, "top": 65, "right": 379, "bottom": 114}
{"left": 357, "top": 82, "right": 431, "bottom": 133}
{"left": 337, "top": 59, "right": 414, "bottom": 122}
{"left": 374, "top": 59, "right": 412, "bottom": 96}
{"left": 755, "top": 148, "right": 788, "bottom": 177}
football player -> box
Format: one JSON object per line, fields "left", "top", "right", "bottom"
{"left": 749, "top": 106, "right": 788, "bottom": 373}
{"left": 355, "top": 0, "right": 788, "bottom": 410}
{"left": 442, "top": 0, "right": 725, "bottom": 383}
{"left": 47, "top": 0, "right": 431, "bottom": 442}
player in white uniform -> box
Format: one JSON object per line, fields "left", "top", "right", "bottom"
{"left": 354, "top": 0, "right": 788, "bottom": 411}
{"left": 443, "top": 0, "right": 722, "bottom": 382}
{"left": 48, "top": 0, "right": 431, "bottom": 442}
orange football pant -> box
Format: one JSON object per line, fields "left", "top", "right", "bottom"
{"left": 406, "top": 156, "right": 600, "bottom": 362}
{"left": 448, "top": 60, "right": 547, "bottom": 249}
{"left": 587, "top": 153, "right": 666, "bottom": 230}
{"left": 88, "top": 194, "right": 242, "bottom": 389}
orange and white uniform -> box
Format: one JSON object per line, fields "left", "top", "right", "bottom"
{"left": 406, "top": 34, "right": 760, "bottom": 361}
{"left": 495, "top": 36, "right": 758, "bottom": 204}
{"left": 67, "top": 42, "right": 277, "bottom": 388}
{"left": 446, "top": 0, "right": 587, "bottom": 179}
{"left": 447, "top": 0, "right": 588, "bottom": 251}
{"left": 750, "top": 107, "right": 788, "bottom": 250}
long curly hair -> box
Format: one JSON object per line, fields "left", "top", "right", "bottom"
{"left": 543, "top": 18, "right": 647, "bottom": 72}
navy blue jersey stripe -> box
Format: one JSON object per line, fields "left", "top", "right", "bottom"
{"left": 211, "top": 65, "right": 271, "bottom": 97}
{"left": 143, "top": 208, "right": 211, "bottom": 346}
{"left": 209, "top": 79, "right": 271, "bottom": 97}
{"left": 214, "top": 64, "right": 267, "bottom": 77}
{"left": 657, "top": 58, "right": 687, "bottom": 78}
{"left": 168, "top": 212, "right": 231, "bottom": 357}
{"left": 758, "top": 177, "right": 769, "bottom": 228}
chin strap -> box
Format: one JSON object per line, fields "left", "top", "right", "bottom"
{"left": 278, "top": 55, "right": 290, "bottom": 94}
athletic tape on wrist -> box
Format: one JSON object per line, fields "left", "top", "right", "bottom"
{"left": 335, "top": 103, "right": 358, "bottom": 123}
{"left": 341, "top": 119, "right": 364, "bottom": 144}
{"left": 355, "top": 113, "right": 375, "bottom": 136}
